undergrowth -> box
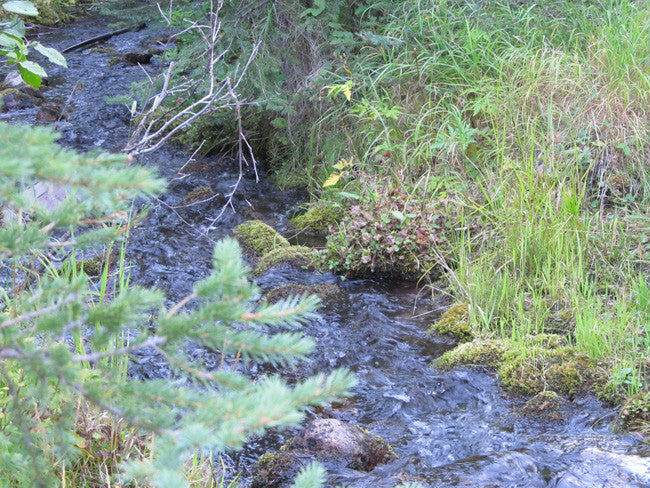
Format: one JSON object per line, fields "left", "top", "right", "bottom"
{"left": 135, "top": 0, "right": 649, "bottom": 423}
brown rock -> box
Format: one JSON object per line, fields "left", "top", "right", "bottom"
{"left": 292, "top": 418, "right": 396, "bottom": 471}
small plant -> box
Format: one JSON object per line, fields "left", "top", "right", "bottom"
{"left": 0, "top": 1, "right": 67, "bottom": 87}
{"left": 325, "top": 184, "right": 456, "bottom": 279}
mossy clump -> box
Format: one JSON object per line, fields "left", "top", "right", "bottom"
{"left": 429, "top": 303, "right": 473, "bottom": 342}
{"left": 497, "top": 346, "right": 591, "bottom": 396}
{"left": 435, "top": 339, "right": 508, "bottom": 370}
{"left": 264, "top": 283, "right": 339, "bottom": 304}
{"left": 290, "top": 201, "right": 344, "bottom": 232}
{"left": 234, "top": 220, "right": 290, "bottom": 257}
{"left": 521, "top": 391, "right": 565, "bottom": 420}
{"left": 522, "top": 333, "right": 567, "bottom": 349}
{"left": 255, "top": 246, "right": 321, "bottom": 275}
{"left": 619, "top": 393, "right": 650, "bottom": 431}
{"left": 251, "top": 450, "right": 298, "bottom": 488}
{"left": 349, "top": 427, "right": 397, "bottom": 471}
{"left": 179, "top": 186, "right": 215, "bottom": 206}
{"left": 88, "top": 45, "right": 116, "bottom": 54}
{"left": 79, "top": 256, "right": 103, "bottom": 276}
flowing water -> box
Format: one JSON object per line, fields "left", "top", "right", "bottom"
{"left": 3, "top": 11, "right": 650, "bottom": 488}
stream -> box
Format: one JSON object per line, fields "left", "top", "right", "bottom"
{"left": 3, "top": 10, "right": 650, "bottom": 488}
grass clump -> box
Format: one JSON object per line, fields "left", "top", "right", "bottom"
{"left": 234, "top": 220, "right": 290, "bottom": 257}
{"left": 429, "top": 303, "right": 473, "bottom": 342}
{"left": 619, "top": 393, "right": 650, "bottom": 433}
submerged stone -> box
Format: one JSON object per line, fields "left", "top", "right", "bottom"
{"left": 264, "top": 283, "right": 340, "bottom": 304}
{"left": 178, "top": 186, "right": 215, "bottom": 206}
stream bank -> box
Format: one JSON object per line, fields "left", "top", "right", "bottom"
{"left": 2, "top": 10, "right": 650, "bottom": 488}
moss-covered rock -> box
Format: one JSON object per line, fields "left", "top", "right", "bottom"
{"left": 251, "top": 419, "right": 396, "bottom": 487}
{"left": 178, "top": 186, "right": 215, "bottom": 206}
{"left": 264, "top": 283, "right": 340, "bottom": 304}
{"left": 435, "top": 339, "right": 508, "bottom": 370}
{"left": 255, "top": 246, "right": 321, "bottom": 275}
{"left": 292, "top": 418, "right": 396, "bottom": 471}
{"left": 497, "top": 346, "right": 590, "bottom": 396}
{"left": 521, "top": 391, "right": 566, "bottom": 420}
{"left": 251, "top": 450, "right": 298, "bottom": 488}
{"left": 234, "top": 220, "right": 290, "bottom": 257}
{"left": 290, "top": 201, "right": 344, "bottom": 233}
{"left": 429, "top": 303, "right": 473, "bottom": 342}
{"left": 522, "top": 333, "right": 567, "bottom": 349}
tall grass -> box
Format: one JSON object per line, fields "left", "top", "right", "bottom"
{"left": 294, "top": 0, "right": 650, "bottom": 394}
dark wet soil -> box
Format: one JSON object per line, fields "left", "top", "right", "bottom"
{"left": 3, "top": 9, "right": 650, "bottom": 488}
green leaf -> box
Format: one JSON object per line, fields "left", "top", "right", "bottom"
{"left": 0, "top": 31, "right": 21, "bottom": 48}
{"left": 18, "top": 63, "right": 42, "bottom": 88}
{"left": 18, "top": 59, "right": 46, "bottom": 77}
{"left": 2, "top": 1, "right": 39, "bottom": 16}
{"left": 32, "top": 43, "right": 67, "bottom": 67}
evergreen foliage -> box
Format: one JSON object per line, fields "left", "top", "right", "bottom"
{"left": 0, "top": 121, "right": 354, "bottom": 487}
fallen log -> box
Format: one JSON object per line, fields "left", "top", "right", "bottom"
{"left": 61, "top": 22, "right": 147, "bottom": 54}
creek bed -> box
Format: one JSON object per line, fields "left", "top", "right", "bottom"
{"left": 2, "top": 10, "right": 650, "bottom": 488}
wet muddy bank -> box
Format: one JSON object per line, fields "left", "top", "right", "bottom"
{"left": 2, "top": 10, "right": 650, "bottom": 488}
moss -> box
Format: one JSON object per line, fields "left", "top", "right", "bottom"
{"left": 350, "top": 426, "right": 397, "bottom": 471}
{"left": 264, "top": 283, "right": 339, "bottom": 304}
{"left": 429, "top": 303, "right": 473, "bottom": 342}
{"left": 251, "top": 450, "right": 297, "bottom": 488}
{"left": 522, "top": 333, "right": 567, "bottom": 349}
{"left": 619, "top": 393, "right": 650, "bottom": 432}
{"left": 36, "top": 5, "right": 73, "bottom": 25}
{"left": 290, "top": 201, "right": 344, "bottom": 232}
{"left": 497, "top": 346, "right": 590, "bottom": 396}
{"left": 545, "top": 307, "right": 576, "bottom": 335}
{"left": 521, "top": 391, "right": 565, "bottom": 420}
{"left": 88, "top": 45, "right": 116, "bottom": 54}
{"left": 79, "top": 257, "right": 103, "bottom": 276}
{"left": 255, "top": 246, "right": 321, "bottom": 275}
{"left": 435, "top": 339, "right": 508, "bottom": 370}
{"left": 178, "top": 186, "right": 215, "bottom": 205}
{"left": 547, "top": 362, "right": 582, "bottom": 396}
{"left": 234, "top": 220, "right": 290, "bottom": 257}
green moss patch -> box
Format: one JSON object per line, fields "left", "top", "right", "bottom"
{"left": 290, "top": 201, "right": 344, "bottom": 232}
{"left": 521, "top": 391, "right": 566, "bottom": 420}
{"left": 436, "top": 336, "right": 594, "bottom": 398}
{"left": 497, "top": 346, "right": 591, "bottom": 396}
{"left": 178, "top": 186, "right": 215, "bottom": 206}
{"left": 429, "top": 303, "right": 473, "bottom": 342}
{"left": 436, "top": 339, "right": 508, "bottom": 370}
{"left": 255, "top": 245, "right": 321, "bottom": 275}
{"left": 234, "top": 220, "right": 290, "bottom": 257}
